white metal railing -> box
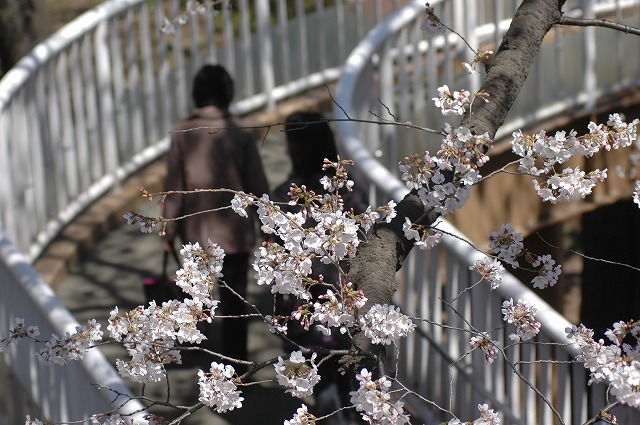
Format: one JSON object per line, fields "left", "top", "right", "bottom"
{"left": 0, "top": 231, "right": 146, "bottom": 424}
{"left": 334, "top": 0, "right": 640, "bottom": 423}
{"left": 1, "top": 0, "right": 638, "bottom": 422}
{"left": 0, "top": 0, "right": 410, "bottom": 262}
{"left": 0, "top": 0, "right": 409, "bottom": 422}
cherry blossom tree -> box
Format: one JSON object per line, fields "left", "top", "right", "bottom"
{"left": 4, "top": 1, "right": 640, "bottom": 424}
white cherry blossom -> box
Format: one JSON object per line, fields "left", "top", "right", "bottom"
{"left": 198, "top": 362, "right": 244, "bottom": 413}
{"left": 350, "top": 369, "right": 410, "bottom": 424}
{"left": 502, "top": 299, "right": 541, "bottom": 342}
{"left": 470, "top": 333, "right": 499, "bottom": 364}
{"left": 284, "top": 404, "right": 316, "bottom": 425}
{"left": 0, "top": 317, "right": 40, "bottom": 351}
{"left": 433, "top": 85, "right": 471, "bottom": 116}
{"left": 487, "top": 223, "right": 523, "bottom": 268}
{"left": 470, "top": 257, "right": 505, "bottom": 289}
{"left": 275, "top": 351, "right": 321, "bottom": 398}
{"left": 35, "top": 319, "right": 103, "bottom": 365}
{"left": 530, "top": 254, "right": 561, "bottom": 289}
{"left": 360, "top": 304, "right": 416, "bottom": 345}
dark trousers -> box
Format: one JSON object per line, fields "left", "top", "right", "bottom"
{"left": 216, "top": 252, "right": 249, "bottom": 370}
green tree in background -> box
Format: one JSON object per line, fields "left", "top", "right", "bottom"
{"left": 0, "top": 0, "right": 49, "bottom": 76}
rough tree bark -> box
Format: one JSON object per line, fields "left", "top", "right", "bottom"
{"left": 347, "top": 0, "right": 567, "bottom": 370}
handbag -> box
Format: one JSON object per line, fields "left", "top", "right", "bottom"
{"left": 142, "top": 246, "right": 183, "bottom": 305}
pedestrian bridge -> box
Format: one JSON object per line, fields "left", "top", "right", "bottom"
{"left": 1, "top": 0, "right": 640, "bottom": 423}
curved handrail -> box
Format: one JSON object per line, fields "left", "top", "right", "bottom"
{"left": 0, "top": 0, "right": 141, "bottom": 110}
{"left": 335, "top": 0, "right": 640, "bottom": 422}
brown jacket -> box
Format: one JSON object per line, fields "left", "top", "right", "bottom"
{"left": 163, "top": 106, "right": 269, "bottom": 254}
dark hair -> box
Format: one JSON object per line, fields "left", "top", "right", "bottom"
{"left": 192, "top": 64, "right": 234, "bottom": 109}
{"left": 285, "top": 112, "right": 338, "bottom": 177}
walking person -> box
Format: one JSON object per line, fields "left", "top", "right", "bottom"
{"left": 162, "top": 64, "right": 269, "bottom": 373}
{"left": 273, "top": 111, "right": 368, "bottom": 423}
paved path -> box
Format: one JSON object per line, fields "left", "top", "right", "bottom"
{"left": 54, "top": 122, "right": 318, "bottom": 424}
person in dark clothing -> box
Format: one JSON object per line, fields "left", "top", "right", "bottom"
{"left": 273, "top": 111, "right": 368, "bottom": 215}
{"left": 162, "top": 64, "right": 269, "bottom": 373}
{"left": 272, "top": 111, "right": 368, "bottom": 424}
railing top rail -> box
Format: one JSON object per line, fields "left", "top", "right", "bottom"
{"left": 335, "top": 1, "right": 424, "bottom": 202}
{"left": 435, "top": 220, "right": 577, "bottom": 352}
{"left": 0, "top": 0, "right": 143, "bottom": 111}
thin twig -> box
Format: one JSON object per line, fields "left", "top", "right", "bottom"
{"left": 583, "top": 401, "right": 621, "bottom": 425}
{"left": 327, "top": 83, "right": 351, "bottom": 120}
{"left": 536, "top": 232, "right": 640, "bottom": 274}
{"left": 556, "top": 16, "right": 640, "bottom": 36}
{"left": 169, "top": 117, "right": 442, "bottom": 136}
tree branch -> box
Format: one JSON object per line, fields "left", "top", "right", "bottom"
{"left": 463, "top": 0, "right": 565, "bottom": 138}
{"left": 556, "top": 16, "right": 640, "bottom": 36}
{"left": 347, "top": 0, "right": 566, "bottom": 370}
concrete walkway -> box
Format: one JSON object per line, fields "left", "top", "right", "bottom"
{"left": 52, "top": 94, "right": 334, "bottom": 424}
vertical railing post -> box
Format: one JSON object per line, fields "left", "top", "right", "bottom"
{"left": 463, "top": 0, "right": 481, "bottom": 93}
{"left": 239, "top": 0, "right": 254, "bottom": 96}
{"left": 582, "top": 0, "right": 597, "bottom": 113}
{"left": 94, "top": 19, "right": 120, "bottom": 182}
{"left": 256, "top": 1, "right": 275, "bottom": 111}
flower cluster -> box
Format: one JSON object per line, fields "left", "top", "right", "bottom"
{"left": 446, "top": 403, "right": 501, "bottom": 424}
{"left": 511, "top": 113, "right": 639, "bottom": 203}
{"left": 567, "top": 321, "right": 640, "bottom": 407}
{"left": 402, "top": 218, "right": 442, "bottom": 250}
{"left": 470, "top": 257, "right": 505, "bottom": 289}
{"left": 594, "top": 113, "right": 640, "bottom": 151}
{"left": 501, "top": 299, "right": 541, "bottom": 342}
{"left": 486, "top": 223, "right": 561, "bottom": 289}
{"left": 432, "top": 85, "right": 471, "bottom": 116}
{"left": 275, "top": 351, "right": 321, "bottom": 398}
{"left": 461, "top": 50, "right": 494, "bottom": 75}
{"left": 122, "top": 211, "right": 161, "bottom": 234}
{"left": 108, "top": 300, "right": 213, "bottom": 382}
{"left": 487, "top": 223, "right": 523, "bottom": 268}
{"left": 252, "top": 187, "right": 361, "bottom": 302}
{"left": 359, "top": 201, "right": 397, "bottom": 232}
{"left": 0, "top": 317, "right": 40, "bottom": 351}
{"left": 197, "top": 362, "right": 244, "bottom": 413}
{"left": 176, "top": 239, "right": 225, "bottom": 306}
{"left": 160, "top": 0, "right": 220, "bottom": 34}
{"left": 35, "top": 319, "right": 103, "bottom": 365}
{"left": 530, "top": 254, "right": 561, "bottom": 289}
{"left": 399, "top": 124, "right": 492, "bottom": 218}
{"left": 247, "top": 163, "right": 386, "bottom": 338}
{"left": 350, "top": 369, "right": 410, "bottom": 424}
{"left": 533, "top": 167, "right": 606, "bottom": 204}
{"left": 230, "top": 192, "right": 252, "bottom": 218}
{"left": 360, "top": 304, "right": 416, "bottom": 345}
{"left": 285, "top": 404, "right": 316, "bottom": 425}
{"left": 254, "top": 241, "right": 314, "bottom": 300}
{"left": 470, "top": 333, "right": 499, "bottom": 364}
{"left": 312, "top": 283, "right": 367, "bottom": 336}
{"left": 380, "top": 200, "right": 398, "bottom": 222}
{"left": 634, "top": 180, "right": 640, "bottom": 207}
{"left": 322, "top": 157, "right": 356, "bottom": 193}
